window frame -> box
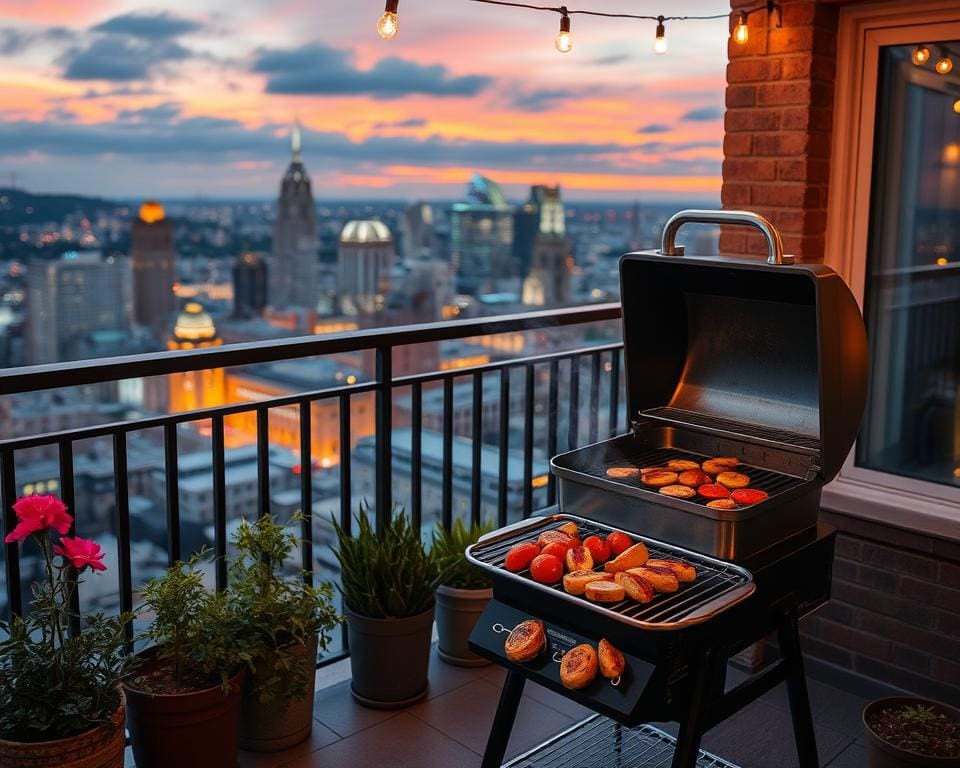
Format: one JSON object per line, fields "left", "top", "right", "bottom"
{"left": 822, "top": 0, "right": 960, "bottom": 541}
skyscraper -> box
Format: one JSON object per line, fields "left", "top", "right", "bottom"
{"left": 337, "top": 220, "right": 395, "bottom": 315}
{"left": 521, "top": 186, "right": 573, "bottom": 307}
{"left": 270, "top": 122, "right": 318, "bottom": 310}
{"left": 399, "top": 202, "right": 436, "bottom": 261}
{"left": 130, "top": 200, "right": 176, "bottom": 332}
{"left": 232, "top": 252, "right": 267, "bottom": 318}
{"left": 450, "top": 174, "right": 515, "bottom": 295}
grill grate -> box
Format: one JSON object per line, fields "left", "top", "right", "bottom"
{"left": 504, "top": 715, "right": 740, "bottom": 768}
{"left": 468, "top": 515, "right": 754, "bottom": 629}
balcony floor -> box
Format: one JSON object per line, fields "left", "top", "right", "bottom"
{"left": 125, "top": 642, "right": 881, "bottom": 767}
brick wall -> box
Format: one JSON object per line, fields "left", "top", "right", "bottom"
{"left": 721, "top": 0, "right": 838, "bottom": 261}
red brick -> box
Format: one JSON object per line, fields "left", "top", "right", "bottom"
{"left": 767, "top": 27, "right": 816, "bottom": 55}
{"left": 832, "top": 580, "right": 938, "bottom": 628}
{"left": 807, "top": 159, "right": 831, "bottom": 183}
{"left": 718, "top": 231, "right": 747, "bottom": 256}
{"left": 835, "top": 535, "right": 862, "bottom": 559}
{"left": 781, "top": 53, "right": 814, "bottom": 81}
{"left": 938, "top": 561, "right": 960, "bottom": 589}
{"left": 781, "top": 3, "right": 818, "bottom": 27}
{"left": 819, "top": 618, "right": 893, "bottom": 660}
{"left": 724, "top": 158, "right": 777, "bottom": 181}
{"left": 727, "top": 58, "right": 782, "bottom": 84}
{"left": 726, "top": 84, "right": 756, "bottom": 108}
{"left": 931, "top": 657, "right": 960, "bottom": 687}
{"left": 899, "top": 577, "right": 960, "bottom": 613}
{"left": 725, "top": 108, "right": 781, "bottom": 132}
{"left": 859, "top": 541, "right": 939, "bottom": 580}
{"left": 749, "top": 183, "right": 818, "bottom": 207}
{"left": 757, "top": 81, "right": 810, "bottom": 106}
{"left": 938, "top": 609, "right": 960, "bottom": 636}
{"left": 800, "top": 635, "right": 854, "bottom": 668}
{"left": 723, "top": 134, "right": 752, "bottom": 157}
{"left": 721, "top": 182, "right": 751, "bottom": 206}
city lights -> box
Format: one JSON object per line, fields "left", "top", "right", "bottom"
{"left": 377, "top": 0, "right": 399, "bottom": 40}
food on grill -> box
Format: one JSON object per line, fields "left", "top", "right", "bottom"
{"left": 697, "top": 483, "right": 731, "bottom": 499}
{"left": 678, "top": 469, "right": 711, "bottom": 487}
{"left": 504, "top": 542, "right": 540, "bottom": 572}
{"left": 529, "top": 553, "right": 564, "bottom": 585}
{"left": 731, "top": 488, "right": 769, "bottom": 505}
{"left": 640, "top": 470, "right": 679, "bottom": 487}
{"left": 706, "top": 498, "right": 737, "bottom": 510}
{"left": 659, "top": 484, "right": 696, "bottom": 499}
{"left": 582, "top": 534, "right": 611, "bottom": 563}
{"left": 640, "top": 466, "right": 668, "bottom": 474}
{"left": 606, "top": 466, "right": 640, "bottom": 480}
{"left": 603, "top": 542, "right": 650, "bottom": 572}
{"left": 562, "top": 569, "right": 612, "bottom": 595}
{"left": 559, "top": 644, "right": 598, "bottom": 690}
{"left": 666, "top": 459, "right": 701, "bottom": 472}
{"left": 627, "top": 566, "right": 680, "bottom": 593}
{"left": 557, "top": 521, "right": 580, "bottom": 537}
{"left": 716, "top": 471, "right": 751, "bottom": 489}
{"left": 504, "top": 619, "right": 546, "bottom": 663}
{"left": 605, "top": 530, "right": 633, "bottom": 555}
{"left": 647, "top": 559, "right": 697, "bottom": 583}
{"left": 541, "top": 541, "right": 573, "bottom": 561}
{"left": 598, "top": 639, "right": 626, "bottom": 679}
{"left": 585, "top": 580, "right": 625, "bottom": 603}
{"left": 616, "top": 571, "right": 655, "bottom": 603}
{"left": 702, "top": 457, "right": 739, "bottom": 475}
{"left": 565, "top": 546, "right": 594, "bottom": 573}
{"left": 538, "top": 530, "right": 577, "bottom": 548}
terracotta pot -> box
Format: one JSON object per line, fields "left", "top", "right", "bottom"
{"left": 0, "top": 701, "right": 125, "bottom": 768}
{"left": 435, "top": 584, "right": 492, "bottom": 667}
{"left": 345, "top": 604, "right": 434, "bottom": 709}
{"left": 122, "top": 647, "right": 245, "bottom": 768}
{"left": 239, "top": 634, "right": 318, "bottom": 753}
{"left": 863, "top": 697, "right": 960, "bottom": 767}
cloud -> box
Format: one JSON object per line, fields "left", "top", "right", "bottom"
{"left": 636, "top": 123, "right": 671, "bottom": 134}
{"left": 592, "top": 53, "right": 629, "bottom": 66}
{"left": 681, "top": 106, "right": 724, "bottom": 122}
{"left": 91, "top": 12, "right": 203, "bottom": 40}
{"left": 509, "top": 88, "right": 572, "bottom": 113}
{"left": 252, "top": 42, "right": 491, "bottom": 98}
{"left": 116, "top": 102, "right": 183, "bottom": 122}
{"left": 372, "top": 118, "right": 427, "bottom": 129}
{"left": 0, "top": 25, "right": 73, "bottom": 55}
{"left": 59, "top": 36, "right": 191, "bottom": 81}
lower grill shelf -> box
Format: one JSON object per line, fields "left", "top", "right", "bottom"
{"left": 504, "top": 716, "right": 740, "bottom": 768}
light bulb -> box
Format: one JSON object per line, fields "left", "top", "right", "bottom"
{"left": 654, "top": 18, "right": 667, "bottom": 55}
{"left": 555, "top": 12, "right": 572, "bottom": 53}
{"left": 377, "top": 0, "right": 399, "bottom": 40}
{"left": 911, "top": 46, "right": 930, "bottom": 65}
{"left": 734, "top": 12, "right": 749, "bottom": 45}
{"left": 954, "top": 98, "right": 960, "bottom": 114}
{"left": 935, "top": 56, "right": 953, "bottom": 74}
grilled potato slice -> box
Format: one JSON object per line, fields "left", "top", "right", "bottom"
{"left": 606, "top": 466, "right": 639, "bottom": 480}
{"left": 603, "top": 542, "right": 650, "bottom": 572}
{"left": 716, "top": 471, "right": 751, "bottom": 489}
{"left": 706, "top": 498, "right": 737, "bottom": 510}
{"left": 585, "top": 580, "right": 625, "bottom": 603}
{"left": 538, "top": 529, "right": 576, "bottom": 548}
{"left": 659, "top": 484, "right": 696, "bottom": 499}
{"left": 562, "top": 570, "right": 612, "bottom": 596}
{"left": 504, "top": 619, "right": 546, "bottom": 663}
{"left": 616, "top": 572, "right": 656, "bottom": 603}
{"left": 626, "top": 566, "right": 680, "bottom": 593}
{"left": 560, "top": 644, "right": 598, "bottom": 690}
{"left": 646, "top": 559, "right": 697, "bottom": 583}
{"left": 666, "top": 459, "right": 701, "bottom": 472}
{"left": 640, "top": 470, "right": 679, "bottom": 487}
{"left": 678, "top": 469, "right": 711, "bottom": 487}
{"left": 702, "top": 457, "right": 739, "bottom": 475}
{"left": 565, "top": 545, "right": 594, "bottom": 573}
{"left": 598, "top": 638, "right": 626, "bottom": 679}
{"left": 557, "top": 521, "right": 580, "bottom": 537}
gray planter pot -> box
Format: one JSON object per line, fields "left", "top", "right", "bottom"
{"left": 345, "top": 605, "right": 434, "bottom": 709}
{"left": 239, "top": 634, "right": 318, "bottom": 753}
{"left": 863, "top": 697, "right": 960, "bottom": 767}
{"left": 435, "top": 585, "right": 493, "bottom": 667}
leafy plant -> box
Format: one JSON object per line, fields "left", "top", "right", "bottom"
{"left": 134, "top": 551, "right": 245, "bottom": 693}
{"left": 0, "top": 494, "right": 134, "bottom": 742}
{"left": 332, "top": 505, "right": 450, "bottom": 619}
{"left": 227, "top": 514, "right": 339, "bottom": 704}
{"left": 868, "top": 702, "right": 960, "bottom": 758}
{"left": 431, "top": 518, "right": 495, "bottom": 590}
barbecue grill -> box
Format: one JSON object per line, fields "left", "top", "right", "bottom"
{"left": 466, "top": 211, "right": 869, "bottom": 768}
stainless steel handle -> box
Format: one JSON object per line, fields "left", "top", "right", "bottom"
{"left": 659, "top": 209, "right": 795, "bottom": 265}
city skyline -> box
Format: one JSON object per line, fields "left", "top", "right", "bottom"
{"left": 0, "top": 0, "right": 728, "bottom": 200}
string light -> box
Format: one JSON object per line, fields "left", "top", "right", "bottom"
{"left": 555, "top": 7, "right": 572, "bottom": 53}
{"left": 653, "top": 16, "right": 667, "bottom": 54}
{"left": 954, "top": 98, "right": 960, "bottom": 114}
{"left": 935, "top": 53, "right": 953, "bottom": 74}
{"left": 734, "top": 12, "right": 749, "bottom": 45}
{"left": 377, "top": 0, "right": 399, "bottom": 40}
{"left": 912, "top": 46, "right": 930, "bottom": 65}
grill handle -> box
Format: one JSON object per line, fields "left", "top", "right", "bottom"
{"left": 659, "top": 209, "right": 795, "bottom": 265}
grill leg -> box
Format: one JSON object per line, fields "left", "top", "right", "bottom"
{"left": 671, "top": 655, "right": 712, "bottom": 768}
{"left": 779, "top": 617, "right": 819, "bottom": 768}
{"left": 482, "top": 670, "right": 526, "bottom": 768}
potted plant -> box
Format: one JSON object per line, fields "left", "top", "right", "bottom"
{"left": 332, "top": 507, "right": 449, "bottom": 708}
{"left": 227, "top": 513, "right": 339, "bottom": 753}
{"left": 0, "top": 494, "right": 132, "bottom": 768}
{"left": 863, "top": 697, "right": 960, "bottom": 767}
{"left": 431, "top": 518, "right": 495, "bottom": 667}
{"left": 122, "top": 552, "right": 246, "bottom": 768}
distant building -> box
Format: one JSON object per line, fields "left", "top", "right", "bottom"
{"left": 270, "top": 122, "right": 318, "bottom": 310}
{"left": 399, "top": 202, "right": 436, "bottom": 261}
{"left": 232, "top": 252, "right": 267, "bottom": 318}
{"left": 166, "top": 301, "right": 224, "bottom": 414}
{"left": 336, "top": 220, "right": 395, "bottom": 316}
{"left": 131, "top": 201, "right": 176, "bottom": 332}
{"left": 26, "top": 251, "right": 132, "bottom": 364}
{"left": 520, "top": 185, "right": 572, "bottom": 307}
{"left": 450, "top": 174, "right": 515, "bottom": 295}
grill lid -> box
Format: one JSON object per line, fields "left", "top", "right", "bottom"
{"left": 620, "top": 209, "right": 868, "bottom": 483}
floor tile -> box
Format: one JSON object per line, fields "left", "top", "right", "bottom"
{"left": 426, "top": 644, "right": 492, "bottom": 700}
{"left": 281, "top": 713, "right": 480, "bottom": 768}
{"left": 523, "top": 681, "right": 595, "bottom": 721}
{"left": 239, "top": 722, "right": 340, "bottom": 767}
{"left": 312, "top": 679, "right": 402, "bottom": 739}
{"left": 825, "top": 742, "right": 870, "bottom": 768}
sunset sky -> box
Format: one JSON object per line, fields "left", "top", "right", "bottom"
{"left": 0, "top": 0, "right": 730, "bottom": 202}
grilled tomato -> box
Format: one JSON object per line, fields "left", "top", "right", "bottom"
{"left": 504, "top": 541, "right": 540, "bottom": 572}
{"left": 606, "top": 530, "right": 633, "bottom": 556}
{"left": 529, "top": 553, "right": 564, "bottom": 584}
{"left": 697, "top": 483, "right": 731, "bottom": 499}
{"left": 582, "top": 534, "right": 611, "bottom": 563}
{"left": 731, "top": 488, "right": 769, "bottom": 505}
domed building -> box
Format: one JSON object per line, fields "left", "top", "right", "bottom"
{"left": 336, "top": 219, "right": 396, "bottom": 315}
{"left": 131, "top": 199, "right": 176, "bottom": 333}
{"left": 166, "top": 302, "right": 224, "bottom": 413}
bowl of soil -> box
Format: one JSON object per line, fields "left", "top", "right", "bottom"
{"left": 863, "top": 697, "right": 960, "bottom": 767}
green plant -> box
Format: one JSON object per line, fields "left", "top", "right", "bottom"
{"left": 332, "top": 505, "right": 450, "bottom": 618}
{"left": 868, "top": 703, "right": 960, "bottom": 758}
{"left": 135, "top": 551, "right": 245, "bottom": 693}
{"left": 227, "top": 513, "right": 339, "bottom": 704}
{"left": 0, "top": 494, "right": 133, "bottom": 742}
{"left": 431, "top": 518, "right": 495, "bottom": 590}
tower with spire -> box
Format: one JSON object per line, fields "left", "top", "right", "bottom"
{"left": 269, "top": 121, "right": 318, "bottom": 310}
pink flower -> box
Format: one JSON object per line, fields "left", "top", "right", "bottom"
{"left": 4, "top": 495, "right": 73, "bottom": 544}
{"left": 54, "top": 536, "right": 107, "bottom": 572}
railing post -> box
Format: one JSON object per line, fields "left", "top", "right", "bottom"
{"left": 1, "top": 448, "right": 21, "bottom": 619}
{"left": 375, "top": 346, "right": 392, "bottom": 535}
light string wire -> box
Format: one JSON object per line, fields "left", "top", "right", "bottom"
{"left": 465, "top": 0, "right": 770, "bottom": 23}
